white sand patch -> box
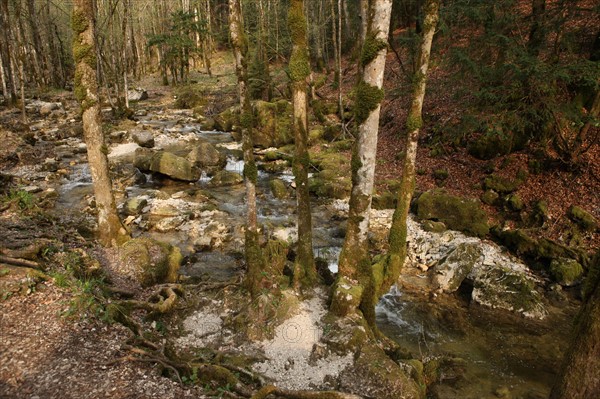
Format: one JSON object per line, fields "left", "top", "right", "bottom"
{"left": 176, "top": 307, "right": 223, "bottom": 348}
{"left": 252, "top": 292, "right": 353, "bottom": 390}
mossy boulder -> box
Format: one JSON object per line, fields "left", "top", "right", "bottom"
{"left": 568, "top": 206, "right": 598, "bottom": 231}
{"left": 134, "top": 149, "right": 200, "bottom": 182}
{"left": 124, "top": 197, "right": 148, "bottom": 216}
{"left": 433, "top": 243, "right": 482, "bottom": 292}
{"left": 372, "top": 191, "right": 397, "bottom": 210}
{"left": 269, "top": 178, "right": 289, "bottom": 199}
{"left": 550, "top": 258, "right": 584, "bottom": 286}
{"left": 422, "top": 220, "right": 447, "bottom": 233}
{"left": 467, "top": 131, "right": 527, "bottom": 160}
{"left": 209, "top": 170, "right": 243, "bottom": 187}
{"left": 308, "top": 150, "right": 352, "bottom": 199}
{"left": 484, "top": 169, "right": 528, "bottom": 194}
{"left": 339, "top": 345, "right": 424, "bottom": 399}
{"left": 417, "top": 189, "right": 489, "bottom": 237}
{"left": 119, "top": 237, "right": 181, "bottom": 287}
{"left": 186, "top": 139, "right": 226, "bottom": 170}
{"left": 330, "top": 276, "right": 364, "bottom": 317}
{"left": 481, "top": 189, "right": 500, "bottom": 205}
{"left": 472, "top": 267, "right": 547, "bottom": 319}
{"left": 529, "top": 200, "right": 549, "bottom": 227}
{"left": 252, "top": 100, "right": 293, "bottom": 148}
{"left": 507, "top": 193, "right": 524, "bottom": 211}
{"left": 214, "top": 106, "right": 239, "bottom": 132}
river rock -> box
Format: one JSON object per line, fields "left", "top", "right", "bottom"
{"left": 550, "top": 257, "right": 583, "bottom": 286}
{"left": 127, "top": 88, "right": 148, "bottom": 102}
{"left": 119, "top": 237, "right": 181, "bottom": 287}
{"left": 269, "top": 178, "right": 289, "bottom": 199}
{"left": 209, "top": 170, "right": 243, "bottom": 187}
{"left": 135, "top": 149, "right": 200, "bottom": 182}
{"left": 154, "top": 216, "right": 187, "bottom": 232}
{"left": 109, "top": 143, "right": 141, "bottom": 164}
{"left": 124, "top": 197, "right": 148, "bottom": 216}
{"left": 417, "top": 189, "right": 489, "bottom": 237}
{"left": 179, "top": 211, "right": 230, "bottom": 250}
{"left": 187, "top": 139, "right": 225, "bottom": 169}
{"left": 432, "top": 243, "right": 482, "bottom": 292}
{"left": 132, "top": 130, "right": 155, "bottom": 148}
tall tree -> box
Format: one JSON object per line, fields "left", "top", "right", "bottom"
{"left": 550, "top": 251, "right": 600, "bottom": 399}
{"left": 334, "top": 0, "right": 392, "bottom": 325}
{"left": 72, "top": 0, "right": 129, "bottom": 247}
{"left": 385, "top": 0, "right": 439, "bottom": 300}
{"left": 229, "top": 0, "right": 264, "bottom": 297}
{"left": 289, "top": 0, "right": 317, "bottom": 290}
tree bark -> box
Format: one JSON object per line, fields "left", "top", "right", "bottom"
{"left": 229, "top": 0, "right": 264, "bottom": 297}
{"left": 550, "top": 251, "right": 600, "bottom": 399}
{"left": 72, "top": 0, "right": 129, "bottom": 247}
{"left": 385, "top": 0, "right": 439, "bottom": 294}
{"left": 289, "top": 0, "right": 317, "bottom": 290}
{"left": 0, "top": 0, "right": 17, "bottom": 105}
{"left": 335, "top": 0, "right": 392, "bottom": 325}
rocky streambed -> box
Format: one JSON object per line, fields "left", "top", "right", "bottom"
{"left": 10, "top": 100, "right": 577, "bottom": 398}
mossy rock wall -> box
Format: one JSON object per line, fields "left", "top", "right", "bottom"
{"left": 417, "top": 189, "right": 489, "bottom": 237}
{"left": 119, "top": 237, "right": 181, "bottom": 287}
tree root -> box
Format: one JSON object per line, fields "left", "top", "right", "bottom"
{"left": 252, "top": 386, "right": 363, "bottom": 399}
{"left": 119, "top": 284, "right": 183, "bottom": 314}
{"left": 0, "top": 255, "right": 41, "bottom": 269}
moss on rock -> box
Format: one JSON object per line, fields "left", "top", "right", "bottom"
{"left": 119, "top": 237, "right": 181, "bottom": 287}
{"left": 417, "top": 189, "right": 489, "bottom": 237}
{"left": 550, "top": 258, "right": 584, "bottom": 286}
{"left": 568, "top": 206, "right": 598, "bottom": 231}
{"left": 269, "top": 178, "right": 289, "bottom": 199}
{"left": 484, "top": 169, "right": 528, "bottom": 194}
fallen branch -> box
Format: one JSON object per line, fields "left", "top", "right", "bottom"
{"left": 119, "top": 285, "right": 183, "bottom": 314}
{"left": 0, "top": 255, "right": 40, "bottom": 269}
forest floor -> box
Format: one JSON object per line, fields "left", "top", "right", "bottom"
{"left": 0, "top": 50, "right": 598, "bottom": 398}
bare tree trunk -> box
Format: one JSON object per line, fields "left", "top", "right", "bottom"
{"left": 72, "top": 0, "right": 129, "bottom": 247}
{"left": 122, "top": 0, "right": 130, "bottom": 109}
{"left": 385, "top": 0, "right": 439, "bottom": 293}
{"left": 289, "top": 0, "right": 317, "bottom": 291}
{"left": 334, "top": 0, "right": 392, "bottom": 325}
{"left": 550, "top": 251, "right": 600, "bottom": 399}
{"left": 229, "top": 0, "right": 264, "bottom": 297}
{"left": 0, "top": 0, "right": 17, "bottom": 105}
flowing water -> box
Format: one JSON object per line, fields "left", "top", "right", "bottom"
{"left": 57, "top": 112, "right": 575, "bottom": 398}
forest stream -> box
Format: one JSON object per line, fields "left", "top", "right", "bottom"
{"left": 53, "top": 107, "right": 577, "bottom": 399}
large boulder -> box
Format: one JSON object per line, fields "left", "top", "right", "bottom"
{"left": 252, "top": 100, "right": 293, "bottom": 148}
{"left": 187, "top": 139, "right": 225, "bottom": 170}
{"left": 432, "top": 243, "right": 482, "bottom": 292}
{"left": 417, "top": 189, "right": 489, "bottom": 237}
{"left": 134, "top": 149, "right": 200, "bottom": 182}
{"left": 209, "top": 170, "right": 243, "bottom": 187}
{"left": 132, "top": 130, "right": 155, "bottom": 148}
{"left": 127, "top": 88, "right": 148, "bottom": 102}
{"left": 119, "top": 237, "right": 181, "bottom": 287}
{"left": 550, "top": 258, "right": 584, "bottom": 286}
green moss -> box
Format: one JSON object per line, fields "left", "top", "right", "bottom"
{"left": 289, "top": 47, "right": 310, "bottom": 82}
{"left": 354, "top": 81, "right": 385, "bottom": 125}
{"left": 71, "top": 9, "right": 89, "bottom": 35}
{"left": 507, "top": 193, "right": 524, "bottom": 211}
{"left": 406, "top": 113, "right": 423, "bottom": 132}
{"left": 484, "top": 170, "right": 528, "bottom": 194}
{"left": 239, "top": 110, "right": 254, "bottom": 130}
{"left": 361, "top": 33, "right": 388, "bottom": 67}
{"left": 550, "top": 258, "right": 584, "bottom": 286}
{"left": 72, "top": 42, "right": 93, "bottom": 64}
{"left": 481, "top": 189, "right": 499, "bottom": 205}
{"left": 243, "top": 160, "right": 258, "bottom": 183}
{"left": 269, "top": 179, "right": 289, "bottom": 199}
{"left": 568, "top": 206, "right": 598, "bottom": 231}
{"left": 417, "top": 189, "right": 489, "bottom": 237}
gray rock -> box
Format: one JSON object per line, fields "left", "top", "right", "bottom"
{"left": 38, "top": 101, "right": 62, "bottom": 116}
{"left": 132, "top": 130, "right": 155, "bottom": 148}
{"left": 187, "top": 139, "right": 224, "bottom": 168}
{"left": 137, "top": 151, "right": 200, "bottom": 182}
{"left": 43, "top": 158, "right": 58, "bottom": 172}
{"left": 433, "top": 243, "right": 482, "bottom": 292}
{"left": 209, "top": 170, "right": 243, "bottom": 187}
{"left": 124, "top": 197, "right": 148, "bottom": 216}
{"left": 127, "top": 88, "right": 148, "bottom": 102}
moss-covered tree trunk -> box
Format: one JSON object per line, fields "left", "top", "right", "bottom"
{"left": 385, "top": 0, "right": 439, "bottom": 294}
{"left": 334, "top": 0, "right": 392, "bottom": 326}
{"left": 72, "top": 0, "right": 129, "bottom": 247}
{"left": 550, "top": 251, "right": 600, "bottom": 399}
{"left": 229, "top": 0, "right": 264, "bottom": 297}
{"left": 289, "top": 0, "right": 317, "bottom": 291}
